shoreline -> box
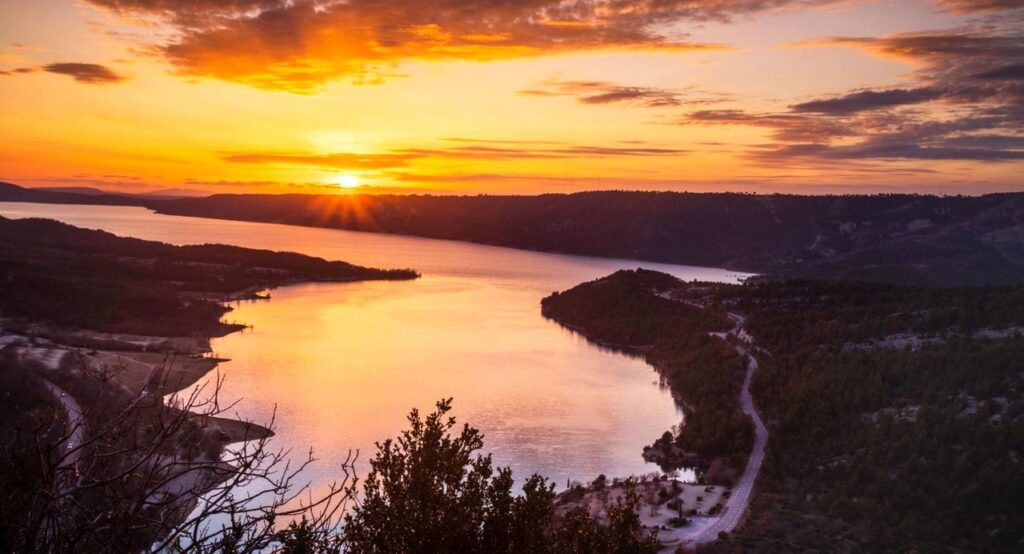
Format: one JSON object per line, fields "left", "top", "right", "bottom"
{"left": 542, "top": 279, "right": 768, "bottom": 549}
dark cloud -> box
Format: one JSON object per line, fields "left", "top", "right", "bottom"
{"left": 973, "top": 63, "right": 1024, "bottom": 80}
{"left": 689, "top": 105, "right": 1024, "bottom": 162}
{"left": 41, "top": 63, "right": 125, "bottom": 84}
{"left": 520, "top": 79, "right": 732, "bottom": 108}
{"left": 683, "top": 26, "right": 1024, "bottom": 164}
{"left": 1, "top": 63, "right": 126, "bottom": 84}
{"left": 935, "top": 0, "right": 1024, "bottom": 12}
{"left": 790, "top": 87, "right": 945, "bottom": 114}
{"left": 822, "top": 32, "right": 1023, "bottom": 62}
{"left": 0, "top": 67, "right": 37, "bottom": 76}
{"left": 82, "top": 0, "right": 842, "bottom": 92}
{"left": 688, "top": 104, "right": 1024, "bottom": 162}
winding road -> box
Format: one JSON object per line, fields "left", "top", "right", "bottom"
{"left": 20, "top": 347, "right": 86, "bottom": 473}
{"left": 684, "top": 312, "right": 769, "bottom": 545}
{"left": 39, "top": 377, "right": 86, "bottom": 473}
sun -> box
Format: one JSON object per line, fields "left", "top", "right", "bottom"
{"left": 333, "top": 174, "right": 361, "bottom": 189}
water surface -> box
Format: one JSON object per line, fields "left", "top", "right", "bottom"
{"left": 0, "top": 201, "right": 748, "bottom": 489}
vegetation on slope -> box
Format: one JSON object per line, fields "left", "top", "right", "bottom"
{"left": 704, "top": 280, "right": 1024, "bottom": 553}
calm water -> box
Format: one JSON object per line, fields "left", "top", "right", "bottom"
{"left": 0, "top": 201, "right": 748, "bottom": 490}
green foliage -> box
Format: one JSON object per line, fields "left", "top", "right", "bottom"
{"left": 342, "top": 399, "right": 660, "bottom": 554}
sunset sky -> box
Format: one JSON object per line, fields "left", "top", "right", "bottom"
{"left": 1, "top": 0, "right": 1022, "bottom": 196}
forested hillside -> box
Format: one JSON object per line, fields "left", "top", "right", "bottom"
{"left": 708, "top": 281, "right": 1024, "bottom": 553}
{"left": 545, "top": 270, "right": 1024, "bottom": 552}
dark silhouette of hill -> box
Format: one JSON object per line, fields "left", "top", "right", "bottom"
{"left": 2, "top": 181, "right": 1023, "bottom": 285}
{"left": 0, "top": 216, "right": 417, "bottom": 336}
{"left": 0, "top": 181, "right": 144, "bottom": 206}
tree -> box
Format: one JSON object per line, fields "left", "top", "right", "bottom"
{"left": 342, "top": 399, "right": 661, "bottom": 554}
{"left": 341, "top": 398, "right": 555, "bottom": 553}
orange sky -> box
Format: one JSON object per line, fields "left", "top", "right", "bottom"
{"left": 1, "top": 0, "right": 1021, "bottom": 196}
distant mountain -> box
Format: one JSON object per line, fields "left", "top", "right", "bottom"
{"left": 138, "top": 188, "right": 211, "bottom": 199}
{"left": 151, "top": 191, "right": 1024, "bottom": 286}
{"left": 0, "top": 182, "right": 144, "bottom": 207}
{"left": 32, "top": 185, "right": 210, "bottom": 200}
{"left": 2, "top": 181, "right": 1023, "bottom": 285}
{"left": 34, "top": 186, "right": 115, "bottom": 196}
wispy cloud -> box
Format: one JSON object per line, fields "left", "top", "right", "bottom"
{"left": 224, "top": 142, "right": 688, "bottom": 170}
{"left": 519, "top": 79, "right": 733, "bottom": 108}
{"left": 400, "top": 145, "right": 688, "bottom": 160}
{"left": 223, "top": 152, "right": 420, "bottom": 170}
{"left": 521, "top": 80, "right": 684, "bottom": 108}
{"left": 0, "top": 62, "right": 126, "bottom": 84}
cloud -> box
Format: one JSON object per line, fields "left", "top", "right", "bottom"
{"left": 42, "top": 63, "right": 126, "bottom": 83}
{"left": 686, "top": 109, "right": 855, "bottom": 142}
{"left": 223, "top": 152, "right": 421, "bottom": 170}
{"left": 0, "top": 67, "right": 38, "bottom": 76}
{"left": 790, "top": 87, "right": 945, "bottom": 114}
{"left": 224, "top": 142, "right": 687, "bottom": 170}
{"left": 1, "top": 62, "right": 126, "bottom": 84}
{"left": 82, "top": 0, "right": 839, "bottom": 92}
{"left": 399, "top": 144, "right": 688, "bottom": 160}
{"left": 442, "top": 137, "right": 566, "bottom": 145}
{"left": 973, "top": 63, "right": 1024, "bottom": 80}
{"left": 688, "top": 105, "right": 1024, "bottom": 162}
{"left": 683, "top": 25, "right": 1024, "bottom": 164}
{"left": 521, "top": 80, "right": 684, "bottom": 107}
{"left": 935, "top": 0, "right": 1024, "bottom": 12}
{"left": 519, "top": 79, "right": 733, "bottom": 108}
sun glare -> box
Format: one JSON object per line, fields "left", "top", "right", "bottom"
{"left": 334, "top": 174, "right": 361, "bottom": 189}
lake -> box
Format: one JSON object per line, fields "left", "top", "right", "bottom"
{"left": 0, "top": 201, "right": 749, "bottom": 491}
